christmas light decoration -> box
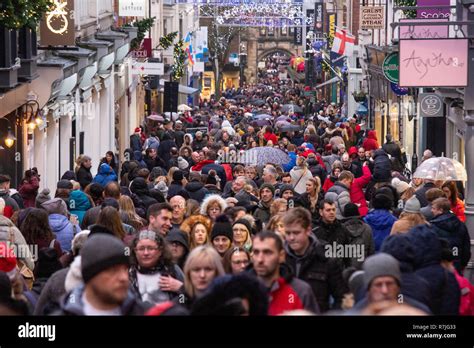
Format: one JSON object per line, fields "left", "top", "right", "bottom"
{"left": 0, "top": 0, "right": 54, "bottom": 29}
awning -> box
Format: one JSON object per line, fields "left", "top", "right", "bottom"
{"left": 315, "top": 76, "right": 341, "bottom": 89}
{"left": 158, "top": 79, "right": 199, "bottom": 95}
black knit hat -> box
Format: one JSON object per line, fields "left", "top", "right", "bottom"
{"left": 343, "top": 203, "right": 360, "bottom": 218}
{"left": 259, "top": 183, "right": 275, "bottom": 196}
{"left": 211, "top": 215, "right": 233, "bottom": 242}
{"left": 57, "top": 179, "right": 73, "bottom": 190}
{"left": 173, "top": 170, "right": 184, "bottom": 182}
{"left": 81, "top": 234, "right": 130, "bottom": 283}
{"left": 279, "top": 184, "right": 294, "bottom": 196}
{"left": 233, "top": 218, "right": 252, "bottom": 235}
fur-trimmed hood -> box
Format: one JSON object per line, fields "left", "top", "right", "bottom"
{"left": 180, "top": 214, "right": 213, "bottom": 235}
{"left": 200, "top": 194, "right": 228, "bottom": 216}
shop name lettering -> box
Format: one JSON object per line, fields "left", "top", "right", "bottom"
{"left": 18, "top": 323, "right": 56, "bottom": 341}
{"left": 402, "top": 50, "right": 464, "bottom": 79}
{"left": 121, "top": 5, "right": 143, "bottom": 11}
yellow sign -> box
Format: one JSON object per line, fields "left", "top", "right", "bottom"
{"left": 40, "top": 0, "right": 75, "bottom": 46}
{"left": 329, "top": 14, "right": 336, "bottom": 40}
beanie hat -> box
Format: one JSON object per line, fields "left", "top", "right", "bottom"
{"left": 0, "top": 242, "right": 17, "bottom": 280}
{"left": 166, "top": 230, "right": 189, "bottom": 252}
{"left": 177, "top": 157, "right": 189, "bottom": 170}
{"left": 233, "top": 218, "right": 252, "bottom": 235}
{"left": 35, "top": 188, "right": 51, "bottom": 208}
{"left": 80, "top": 234, "right": 130, "bottom": 283}
{"left": 363, "top": 253, "right": 401, "bottom": 290}
{"left": 343, "top": 203, "right": 360, "bottom": 218}
{"left": 259, "top": 183, "right": 275, "bottom": 196}
{"left": 279, "top": 184, "right": 294, "bottom": 196}
{"left": 61, "top": 170, "right": 77, "bottom": 181}
{"left": 57, "top": 179, "right": 73, "bottom": 190}
{"left": 403, "top": 196, "right": 421, "bottom": 214}
{"left": 173, "top": 170, "right": 184, "bottom": 182}
{"left": 154, "top": 181, "right": 169, "bottom": 196}
{"left": 372, "top": 193, "right": 393, "bottom": 210}
{"left": 391, "top": 178, "right": 410, "bottom": 195}
{"left": 381, "top": 234, "right": 415, "bottom": 266}
{"left": 41, "top": 198, "right": 69, "bottom": 216}
{"left": 211, "top": 215, "right": 233, "bottom": 242}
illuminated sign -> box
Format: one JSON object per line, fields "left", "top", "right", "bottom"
{"left": 40, "top": 0, "right": 75, "bottom": 46}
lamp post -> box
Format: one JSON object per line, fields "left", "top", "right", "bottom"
{"left": 239, "top": 42, "right": 247, "bottom": 89}
{"left": 0, "top": 117, "right": 16, "bottom": 148}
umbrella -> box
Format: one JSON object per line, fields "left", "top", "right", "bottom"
{"left": 252, "top": 119, "right": 271, "bottom": 127}
{"left": 275, "top": 120, "right": 291, "bottom": 128}
{"left": 178, "top": 104, "right": 192, "bottom": 112}
{"left": 254, "top": 114, "right": 272, "bottom": 120}
{"left": 282, "top": 104, "right": 303, "bottom": 113}
{"left": 234, "top": 94, "right": 247, "bottom": 100}
{"left": 250, "top": 99, "right": 265, "bottom": 107}
{"left": 147, "top": 114, "right": 165, "bottom": 122}
{"left": 255, "top": 110, "right": 270, "bottom": 115}
{"left": 275, "top": 116, "right": 291, "bottom": 122}
{"left": 413, "top": 157, "right": 467, "bottom": 181}
{"left": 242, "top": 147, "right": 290, "bottom": 166}
{"left": 279, "top": 124, "right": 301, "bottom": 132}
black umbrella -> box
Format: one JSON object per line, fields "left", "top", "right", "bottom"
{"left": 250, "top": 99, "right": 266, "bottom": 107}
{"left": 234, "top": 94, "right": 247, "bottom": 100}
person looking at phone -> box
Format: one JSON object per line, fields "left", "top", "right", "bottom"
{"left": 129, "top": 230, "right": 185, "bottom": 309}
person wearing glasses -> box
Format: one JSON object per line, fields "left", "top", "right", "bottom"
{"left": 200, "top": 194, "right": 228, "bottom": 222}
{"left": 223, "top": 247, "right": 251, "bottom": 274}
{"left": 129, "top": 230, "right": 185, "bottom": 309}
{"left": 232, "top": 218, "right": 253, "bottom": 252}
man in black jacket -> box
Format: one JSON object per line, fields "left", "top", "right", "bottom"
{"left": 415, "top": 179, "right": 438, "bottom": 208}
{"left": 184, "top": 172, "right": 209, "bottom": 203}
{"left": 76, "top": 156, "right": 93, "bottom": 190}
{"left": 283, "top": 207, "right": 347, "bottom": 312}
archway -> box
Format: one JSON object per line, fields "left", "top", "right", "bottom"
{"left": 257, "top": 48, "right": 294, "bottom": 64}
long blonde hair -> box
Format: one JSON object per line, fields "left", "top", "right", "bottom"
{"left": 183, "top": 246, "right": 225, "bottom": 298}
{"left": 119, "top": 195, "right": 144, "bottom": 230}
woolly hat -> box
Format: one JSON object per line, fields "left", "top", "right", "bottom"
{"left": 210, "top": 215, "right": 233, "bottom": 242}
{"left": 173, "top": 170, "right": 184, "bottom": 182}
{"left": 154, "top": 181, "right": 169, "bottom": 196}
{"left": 177, "top": 157, "right": 189, "bottom": 170}
{"left": 166, "top": 230, "right": 189, "bottom": 252}
{"left": 343, "top": 203, "right": 360, "bottom": 218}
{"left": 61, "top": 171, "right": 77, "bottom": 181}
{"left": 363, "top": 253, "right": 401, "bottom": 290}
{"left": 391, "top": 178, "right": 410, "bottom": 195}
{"left": 80, "top": 234, "right": 130, "bottom": 283}
{"left": 57, "top": 179, "right": 73, "bottom": 190}
{"left": 259, "top": 183, "right": 275, "bottom": 196}
{"left": 35, "top": 188, "right": 51, "bottom": 208}
{"left": 279, "top": 184, "right": 294, "bottom": 196}
{"left": 372, "top": 193, "right": 393, "bottom": 210}
{"left": 41, "top": 198, "right": 69, "bottom": 216}
{"left": 233, "top": 218, "right": 252, "bottom": 235}
{"left": 0, "top": 242, "right": 17, "bottom": 280}
{"left": 403, "top": 196, "right": 421, "bottom": 214}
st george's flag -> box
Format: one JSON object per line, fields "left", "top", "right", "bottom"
{"left": 331, "top": 27, "right": 355, "bottom": 57}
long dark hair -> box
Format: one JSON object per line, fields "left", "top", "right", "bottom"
{"left": 20, "top": 208, "right": 54, "bottom": 244}
{"left": 442, "top": 181, "right": 459, "bottom": 206}
{"left": 96, "top": 206, "right": 126, "bottom": 240}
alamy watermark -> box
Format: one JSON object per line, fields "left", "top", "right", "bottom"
{"left": 2, "top": 242, "right": 39, "bottom": 262}
{"left": 324, "top": 242, "right": 365, "bottom": 263}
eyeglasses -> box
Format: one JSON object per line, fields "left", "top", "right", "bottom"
{"left": 135, "top": 246, "right": 160, "bottom": 252}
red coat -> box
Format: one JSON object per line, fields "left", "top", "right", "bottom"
{"left": 322, "top": 176, "right": 335, "bottom": 193}
{"left": 451, "top": 198, "right": 466, "bottom": 222}
{"left": 268, "top": 277, "right": 305, "bottom": 316}
{"left": 362, "top": 130, "right": 380, "bottom": 151}
{"left": 350, "top": 165, "right": 372, "bottom": 217}
{"left": 264, "top": 132, "right": 278, "bottom": 145}
{"left": 19, "top": 176, "right": 40, "bottom": 208}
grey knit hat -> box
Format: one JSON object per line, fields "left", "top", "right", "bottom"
{"left": 363, "top": 253, "right": 401, "bottom": 290}
{"left": 35, "top": 188, "right": 51, "bottom": 208}
{"left": 41, "top": 198, "right": 68, "bottom": 216}
{"left": 80, "top": 234, "right": 130, "bottom": 283}
{"left": 403, "top": 196, "right": 421, "bottom": 214}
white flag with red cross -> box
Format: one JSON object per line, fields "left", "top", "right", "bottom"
{"left": 331, "top": 27, "right": 356, "bottom": 57}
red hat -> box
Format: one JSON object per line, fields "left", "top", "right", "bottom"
{"left": 355, "top": 124, "right": 361, "bottom": 133}
{"left": 325, "top": 144, "right": 333, "bottom": 151}
{"left": 0, "top": 242, "right": 17, "bottom": 280}
{"left": 349, "top": 146, "right": 358, "bottom": 157}
{"left": 134, "top": 127, "right": 141, "bottom": 133}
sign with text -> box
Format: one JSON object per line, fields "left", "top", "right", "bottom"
{"left": 305, "top": 8, "right": 315, "bottom": 50}
{"left": 417, "top": 0, "right": 450, "bottom": 19}
{"left": 399, "top": 18, "right": 448, "bottom": 39}
{"left": 328, "top": 14, "right": 336, "bottom": 41}
{"left": 399, "top": 39, "right": 468, "bottom": 87}
{"left": 131, "top": 62, "right": 164, "bottom": 75}
{"left": 40, "top": 0, "right": 75, "bottom": 46}
{"left": 314, "top": 2, "right": 324, "bottom": 37}
{"left": 419, "top": 93, "right": 444, "bottom": 117}
{"left": 131, "top": 38, "right": 152, "bottom": 58}
{"left": 119, "top": 0, "right": 146, "bottom": 17}
{"left": 360, "top": 6, "right": 384, "bottom": 30}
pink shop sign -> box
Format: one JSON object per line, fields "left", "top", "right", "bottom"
{"left": 399, "top": 39, "right": 468, "bottom": 87}
{"left": 399, "top": 19, "right": 448, "bottom": 39}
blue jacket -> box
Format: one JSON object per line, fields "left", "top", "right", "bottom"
{"left": 283, "top": 151, "right": 297, "bottom": 172}
{"left": 363, "top": 209, "right": 397, "bottom": 252}
{"left": 48, "top": 214, "right": 78, "bottom": 252}
{"left": 408, "top": 224, "right": 461, "bottom": 315}
{"left": 92, "top": 163, "right": 118, "bottom": 187}
{"left": 68, "top": 190, "right": 92, "bottom": 226}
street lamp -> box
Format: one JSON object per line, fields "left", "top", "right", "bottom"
{"left": 0, "top": 118, "right": 16, "bottom": 148}
{"left": 239, "top": 42, "right": 247, "bottom": 88}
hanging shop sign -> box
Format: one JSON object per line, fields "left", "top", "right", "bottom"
{"left": 382, "top": 52, "right": 399, "bottom": 84}
{"left": 390, "top": 82, "right": 408, "bottom": 96}
{"left": 40, "top": 0, "right": 75, "bottom": 46}
{"left": 360, "top": 6, "right": 385, "bottom": 30}
{"left": 399, "top": 39, "right": 468, "bottom": 87}
{"left": 119, "top": 0, "right": 146, "bottom": 17}
{"left": 131, "top": 38, "right": 152, "bottom": 58}
{"left": 419, "top": 93, "right": 444, "bottom": 117}
{"left": 417, "top": 0, "right": 450, "bottom": 19}
{"left": 399, "top": 18, "right": 448, "bottom": 39}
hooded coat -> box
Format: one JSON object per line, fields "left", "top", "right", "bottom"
{"left": 200, "top": 194, "right": 228, "bottom": 217}
{"left": 429, "top": 212, "right": 471, "bottom": 273}
{"left": 350, "top": 165, "right": 372, "bottom": 217}
{"left": 48, "top": 214, "right": 78, "bottom": 253}
{"left": 408, "top": 224, "right": 461, "bottom": 315}
{"left": 363, "top": 209, "right": 397, "bottom": 252}
{"left": 158, "top": 133, "right": 178, "bottom": 166}
{"left": 68, "top": 190, "right": 92, "bottom": 226}
{"left": 372, "top": 149, "right": 392, "bottom": 183}
{"left": 19, "top": 176, "right": 40, "bottom": 208}
{"left": 92, "top": 163, "right": 118, "bottom": 187}
{"left": 284, "top": 234, "right": 347, "bottom": 312}
{"left": 362, "top": 130, "right": 379, "bottom": 151}
{"left": 184, "top": 180, "right": 209, "bottom": 203}
{"left": 342, "top": 217, "right": 375, "bottom": 269}
{"left": 130, "top": 178, "right": 158, "bottom": 211}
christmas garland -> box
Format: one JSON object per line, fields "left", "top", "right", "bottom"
{"left": 128, "top": 17, "right": 155, "bottom": 50}
{"left": 0, "top": 0, "right": 54, "bottom": 29}
{"left": 394, "top": 0, "right": 417, "bottom": 19}
{"left": 159, "top": 32, "right": 186, "bottom": 82}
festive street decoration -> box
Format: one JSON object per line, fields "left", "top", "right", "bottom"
{"left": 158, "top": 32, "right": 187, "bottom": 81}
{"left": 128, "top": 17, "right": 155, "bottom": 50}
{"left": 0, "top": 0, "right": 54, "bottom": 29}
{"left": 394, "top": 0, "right": 417, "bottom": 18}
{"left": 331, "top": 28, "right": 355, "bottom": 57}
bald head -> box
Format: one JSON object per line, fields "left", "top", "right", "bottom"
{"left": 170, "top": 195, "right": 186, "bottom": 223}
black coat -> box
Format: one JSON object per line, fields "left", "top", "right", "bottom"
{"left": 157, "top": 135, "right": 177, "bottom": 166}
{"left": 167, "top": 182, "right": 185, "bottom": 199}
{"left": 430, "top": 212, "right": 471, "bottom": 273}
{"left": 372, "top": 149, "right": 391, "bottom": 183}
{"left": 130, "top": 178, "right": 158, "bottom": 211}
{"left": 184, "top": 181, "right": 209, "bottom": 203}
{"left": 284, "top": 235, "right": 347, "bottom": 312}
{"left": 145, "top": 156, "right": 166, "bottom": 172}
{"left": 414, "top": 182, "right": 437, "bottom": 208}
{"left": 312, "top": 219, "right": 351, "bottom": 268}
{"left": 201, "top": 163, "right": 227, "bottom": 188}
{"left": 295, "top": 192, "right": 324, "bottom": 227}
{"left": 76, "top": 165, "right": 93, "bottom": 190}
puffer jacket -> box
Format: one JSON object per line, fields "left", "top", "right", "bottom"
{"left": 372, "top": 149, "right": 391, "bottom": 183}
{"left": 48, "top": 214, "right": 79, "bottom": 253}
{"left": 342, "top": 217, "right": 375, "bottom": 269}
{"left": 68, "top": 190, "right": 92, "bottom": 226}
{"left": 408, "top": 224, "right": 461, "bottom": 315}
{"left": 184, "top": 180, "right": 210, "bottom": 203}
{"left": 350, "top": 165, "right": 372, "bottom": 216}
{"left": 362, "top": 130, "right": 379, "bottom": 151}
{"left": 19, "top": 176, "right": 40, "bottom": 208}
{"left": 284, "top": 235, "right": 347, "bottom": 312}
{"left": 92, "top": 163, "right": 118, "bottom": 187}
{"left": 364, "top": 209, "right": 397, "bottom": 252}
{"left": 324, "top": 182, "right": 351, "bottom": 220}
{"left": 430, "top": 212, "right": 471, "bottom": 273}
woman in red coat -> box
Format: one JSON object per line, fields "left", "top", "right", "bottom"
{"left": 322, "top": 161, "right": 343, "bottom": 192}
{"left": 350, "top": 163, "right": 372, "bottom": 217}
{"left": 442, "top": 181, "right": 465, "bottom": 222}
{"left": 362, "top": 130, "right": 380, "bottom": 152}
{"left": 19, "top": 169, "right": 40, "bottom": 208}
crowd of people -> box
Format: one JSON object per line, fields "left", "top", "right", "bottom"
{"left": 0, "top": 56, "right": 472, "bottom": 316}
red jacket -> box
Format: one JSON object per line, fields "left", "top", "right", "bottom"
{"left": 350, "top": 165, "right": 372, "bottom": 217}
{"left": 264, "top": 132, "right": 278, "bottom": 145}
{"left": 362, "top": 130, "right": 379, "bottom": 151}
{"left": 268, "top": 277, "right": 305, "bottom": 315}
{"left": 19, "top": 176, "right": 40, "bottom": 208}
{"left": 451, "top": 198, "right": 466, "bottom": 222}
{"left": 191, "top": 159, "right": 215, "bottom": 172}
{"left": 322, "top": 176, "right": 335, "bottom": 193}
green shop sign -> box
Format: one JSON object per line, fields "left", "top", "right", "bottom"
{"left": 382, "top": 52, "right": 399, "bottom": 84}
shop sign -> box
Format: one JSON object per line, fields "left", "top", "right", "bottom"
{"left": 419, "top": 93, "right": 444, "bottom": 117}
{"left": 40, "top": 0, "right": 75, "bottom": 46}
{"left": 360, "top": 6, "right": 384, "bottom": 30}
{"left": 382, "top": 52, "right": 399, "bottom": 84}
